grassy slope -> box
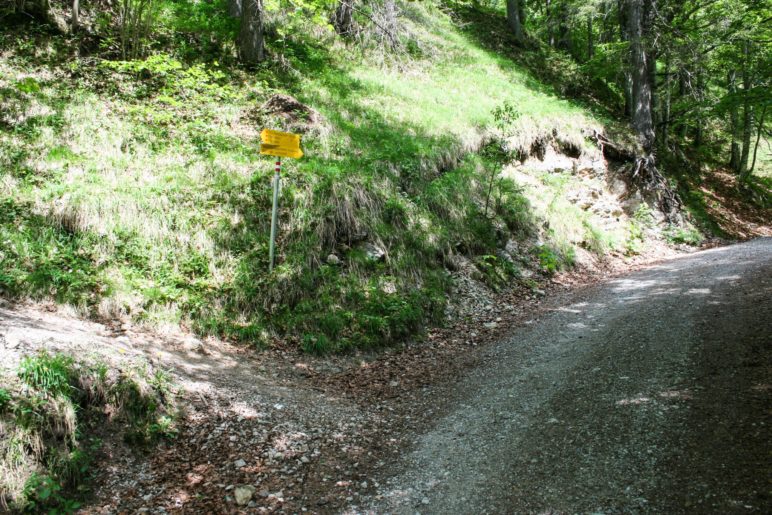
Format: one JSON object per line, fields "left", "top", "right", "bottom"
{"left": 1, "top": 3, "right": 612, "bottom": 351}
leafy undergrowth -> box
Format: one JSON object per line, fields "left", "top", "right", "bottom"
{"left": 1, "top": 3, "right": 642, "bottom": 353}
{"left": 0, "top": 353, "right": 176, "bottom": 512}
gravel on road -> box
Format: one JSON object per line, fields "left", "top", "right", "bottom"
{"left": 367, "top": 238, "right": 772, "bottom": 514}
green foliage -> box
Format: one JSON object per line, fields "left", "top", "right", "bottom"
{"left": 534, "top": 244, "right": 574, "bottom": 275}
{"left": 0, "top": 199, "right": 105, "bottom": 307}
{"left": 22, "top": 473, "right": 81, "bottom": 514}
{"left": 102, "top": 54, "right": 237, "bottom": 101}
{"left": 625, "top": 203, "right": 655, "bottom": 255}
{"left": 475, "top": 254, "right": 519, "bottom": 290}
{"left": 664, "top": 225, "right": 704, "bottom": 246}
{"left": 492, "top": 101, "right": 522, "bottom": 131}
{"left": 1, "top": 356, "right": 177, "bottom": 511}
{"left": 18, "top": 353, "right": 76, "bottom": 398}
{"left": 0, "top": 387, "right": 11, "bottom": 411}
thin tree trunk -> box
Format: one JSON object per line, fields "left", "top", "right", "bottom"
{"left": 728, "top": 69, "right": 741, "bottom": 171}
{"left": 694, "top": 73, "right": 703, "bottom": 148}
{"left": 557, "top": 3, "right": 571, "bottom": 52}
{"left": 71, "top": 0, "right": 78, "bottom": 31}
{"left": 749, "top": 105, "right": 766, "bottom": 175}
{"left": 678, "top": 71, "right": 688, "bottom": 138}
{"left": 601, "top": 0, "right": 614, "bottom": 43}
{"left": 546, "top": 0, "right": 555, "bottom": 47}
{"left": 587, "top": 13, "right": 594, "bottom": 60}
{"left": 739, "top": 40, "right": 753, "bottom": 180}
{"left": 618, "top": 0, "right": 632, "bottom": 117}
{"left": 507, "top": 0, "right": 525, "bottom": 43}
{"left": 239, "top": 0, "right": 265, "bottom": 66}
{"left": 662, "top": 55, "right": 671, "bottom": 148}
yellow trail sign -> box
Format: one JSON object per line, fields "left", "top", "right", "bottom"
{"left": 260, "top": 129, "right": 303, "bottom": 159}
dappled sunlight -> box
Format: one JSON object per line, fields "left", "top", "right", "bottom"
{"left": 616, "top": 395, "right": 652, "bottom": 406}
{"left": 617, "top": 389, "right": 693, "bottom": 406}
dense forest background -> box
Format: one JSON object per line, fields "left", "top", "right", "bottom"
{"left": 1, "top": 0, "right": 770, "bottom": 352}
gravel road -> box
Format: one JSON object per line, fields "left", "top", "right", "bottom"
{"left": 368, "top": 238, "right": 772, "bottom": 514}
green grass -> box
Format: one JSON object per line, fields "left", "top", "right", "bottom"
{"left": 1, "top": 2, "right": 617, "bottom": 352}
{"left": 0, "top": 353, "right": 176, "bottom": 511}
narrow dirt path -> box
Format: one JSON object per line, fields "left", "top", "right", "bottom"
{"left": 364, "top": 238, "right": 772, "bottom": 514}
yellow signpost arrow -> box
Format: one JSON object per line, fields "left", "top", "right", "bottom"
{"left": 261, "top": 129, "right": 303, "bottom": 271}
{"left": 260, "top": 129, "right": 303, "bottom": 159}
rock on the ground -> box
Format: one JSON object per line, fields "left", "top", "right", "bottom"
{"left": 234, "top": 486, "right": 256, "bottom": 506}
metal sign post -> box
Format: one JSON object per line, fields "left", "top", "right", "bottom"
{"left": 268, "top": 158, "right": 281, "bottom": 272}
{"left": 260, "top": 129, "right": 302, "bottom": 273}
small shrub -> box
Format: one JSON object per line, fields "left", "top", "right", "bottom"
{"left": 22, "top": 473, "right": 81, "bottom": 514}
{"left": 0, "top": 388, "right": 11, "bottom": 411}
{"left": 2, "top": 356, "right": 176, "bottom": 511}
{"left": 534, "top": 244, "right": 573, "bottom": 275}
{"left": 664, "top": 225, "right": 703, "bottom": 246}
{"left": 18, "top": 353, "right": 76, "bottom": 398}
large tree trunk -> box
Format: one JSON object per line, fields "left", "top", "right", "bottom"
{"left": 507, "top": 0, "right": 525, "bottom": 43}
{"left": 239, "top": 0, "right": 265, "bottom": 66}
{"left": 332, "top": 0, "right": 355, "bottom": 36}
{"left": 626, "top": 0, "right": 656, "bottom": 153}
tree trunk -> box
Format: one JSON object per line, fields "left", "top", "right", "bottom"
{"left": 601, "top": 0, "right": 614, "bottom": 43}
{"left": 556, "top": 3, "right": 571, "bottom": 52}
{"left": 739, "top": 40, "right": 752, "bottom": 180}
{"left": 546, "top": 0, "right": 555, "bottom": 47}
{"left": 332, "top": 0, "right": 355, "bottom": 36}
{"left": 749, "top": 105, "right": 767, "bottom": 175}
{"left": 507, "top": 0, "right": 525, "bottom": 43}
{"left": 587, "top": 13, "right": 594, "bottom": 60}
{"left": 618, "top": 0, "right": 632, "bottom": 117}
{"left": 693, "top": 73, "right": 703, "bottom": 149}
{"left": 239, "top": 0, "right": 265, "bottom": 66}
{"left": 662, "top": 55, "right": 671, "bottom": 149}
{"left": 228, "top": 0, "right": 242, "bottom": 18}
{"left": 626, "top": 0, "right": 656, "bottom": 153}
{"left": 71, "top": 0, "right": 79, "bottom": 31}
{"left": 728, "top": 69, "right": 741, "bottom": 172}
{"left": 382, "top": 0, "right": 398, "bottom": 48}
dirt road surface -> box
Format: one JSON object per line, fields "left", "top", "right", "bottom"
{"left": 366, "top": 238, "right": 771, "bottom": 514}
{"left": 1, "top": 240, "right": 769, "bottom": 513}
